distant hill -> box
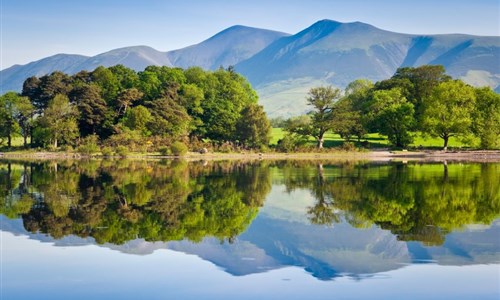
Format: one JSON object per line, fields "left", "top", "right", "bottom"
{"left": 236, "top": 20, "right": 500, "bottom": 116}
{"left": 166, "top": 25, "right": 289, "bottom": 70}
{"left": 1, "top": 19, "right": 499, "bottom": 116}
{"left": 68, "top": 45, "right": 173, "bottom": 74}
{"left": 0, "top": 54, "right": 89, "bottom": 92}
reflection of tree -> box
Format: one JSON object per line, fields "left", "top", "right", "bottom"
{"left": 0, "top": 160, "right": 271, "bottom": 245}
{"left": 280, "top": 162, "right": 500, "bottom": 245}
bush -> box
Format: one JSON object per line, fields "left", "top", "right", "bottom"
{"left": 340, "top": 141, "right": 356, "bottom": 151}
{"left": 158, "top": 146, "right": 170, "bottom": 156}
{"left": 101, "top": 146, "right": 114, "bottom": 156}
{"left": 276, "top": 135, "right": 308, "bottom": 153}
{"left": 170, "top": 141, "right": 188, "bottom": 156}
{"left": 116, "top": 145, "right": 129, "bottom": 157}
{"left": 77, "top": 135, "right": 100, "bottom": 156}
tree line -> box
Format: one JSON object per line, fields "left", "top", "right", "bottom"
{"left": 0, "top": 160, "right": 271, "bottom": 244}
{"left": 1, "top": 160, "right": 498, "bottom": 245}
{"left": 0, "top": 65, "right": 271, "bottom": 152}
{"left": 281, "top": 65, "right": 500, "bottom": 150}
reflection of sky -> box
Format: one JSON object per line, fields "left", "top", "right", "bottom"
{"left": 1, "top": 231, "right": 499, "bottom": 300}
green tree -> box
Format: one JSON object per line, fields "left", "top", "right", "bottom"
{"left": 123, "top": 105, "right": 152, "bottom": 135}
{"left": 368, "top": 88, "right": 415, "bottom": 148}
{"left": 22, "top": 71, "right": 72, "bottom": 114}
{"left": 70, "top": 84, "right": 109, "bottom": 137}
{"left": 37, "top": 94, "right": 79, "bottom": 148}
{"left": 472, "top": 87, "right": 500, "bottom": 149}
{"left": 201, "top": 68, "right": 258, "bottom": 142}
{"left": 305, "top": 86, "right": 342, "bottom": 148}
{"left": 116, "top": 88, "right": 143, "bottom": 117}
{"left": 423, "top": 80, "right": 476, "bottom": 150}
{"left": 235, "top": 104, "right": 271, "bottom": 149}
{"left": 0, "top": 92, "right": 21, "bottom": 147}
{"left": 13, "top": 95, "right": 34, "bottom": 147}
{"left": 146, "top": 97, "right": 191, "bottom": 140}
{"left": 91, "top": 66, "right": 120, "bottom": 103}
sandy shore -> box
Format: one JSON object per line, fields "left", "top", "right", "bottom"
{"left": 1, "top": 150, "right": 500, "bottom": 162}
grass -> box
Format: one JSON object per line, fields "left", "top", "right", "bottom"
{"left": 270, "top": 128, "right": 467, "bottom": 149}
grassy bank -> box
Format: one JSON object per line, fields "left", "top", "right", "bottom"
{"left": 270, "top": 128, "right": 468, "bottom": 149}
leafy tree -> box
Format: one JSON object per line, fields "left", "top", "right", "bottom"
{"left": 332, "top": 97, "right": 364, "bottom": 141}
{"left": 123, "top": 105, "right": 152, "bottom": 135}
{"left": 146, "top": 97, "right": 191, "bottom": 140}
{"left": 37, "top": 94, "right": 79, "bottom": 148}
{"left": 367, "top": 88, "right": 415, "bottom": 148}
{"left": 116, "top": 88, "right": 143, "bottom": 117}
{"left": 200, "top": 68, "right": 257, "bottom": 142}
{"left": 70, "top": 84, "right": 110, "bottom": 137}
{"left": 138, "top": 70, "right": 162, "bottom": 100}
{"left": 108, "top": 64, "right": 140, "bottom": 90}
{"left": 91, "top": 66, "right": 120, "bottom": 103}
{"left": 23, "top": 71, "right": 72, "bottom": 113}
{"left": 472, "top": 87, "right": 500, "bottom": 149}
{"left": 305, "top": 86, "right": 342, "bottom": 148}
{"left": 179, "top": 83, "right": 204, "bottom": 132}
{"left": 423, "top": 80, "right": 476, "bottom": 150}
{"left": 13, "top": 95, "right": 34, "bottom": 147}
{"left": 235, "top": 104, "right": 271, "bottom": 149}
{"left": 0, "top": 92, "right": 21, "bottom": 147}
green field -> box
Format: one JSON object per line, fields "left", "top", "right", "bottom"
{"left": 270, "top": 128, "right": 467, "bottom": 149}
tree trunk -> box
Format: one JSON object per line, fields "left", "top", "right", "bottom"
{"left": 443, "top": 135, "right": 449, "bottom": 151}
{"left": 7, "top": 134, "right": 11, "bottom": 148}
{"left": 54, "top": 138, "right": 58, "bottom": 149}
{"left": 317, "top": 133, "right": 324, "bottom": 149}
{"left": 23, "top": 132, "right": 28, "bottom": 148}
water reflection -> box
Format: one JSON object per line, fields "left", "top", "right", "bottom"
{"left": 1, "top": 159, "right": 499, "bottom": 280}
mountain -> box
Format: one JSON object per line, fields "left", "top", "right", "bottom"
{"left": 0, "top": 26, "right": 287, "bottom": 93}
{"left": 166, "top": 25, "right": 289, "bottom": 70}
{"left": 68, "top": 45, "right": 173, "bottom": 73}
{"left": 0, "top": 54, "right": 89, "bottom": 92}
{"left": 1, "top": 20, "right": 499, "bottom": 116}
{"left": 235, "top": 19, "right": 500, "bottom": 116}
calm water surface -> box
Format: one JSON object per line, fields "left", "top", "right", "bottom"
{"left": 1, "top": 159, "right": 499, "bottom": 299}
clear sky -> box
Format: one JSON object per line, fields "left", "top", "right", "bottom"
{"left": 1, "top": 0, "right": 499, "bottom": 69}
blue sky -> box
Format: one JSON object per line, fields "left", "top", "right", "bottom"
{"left": 1, "top": 0, "right": 499, "bottom": 69}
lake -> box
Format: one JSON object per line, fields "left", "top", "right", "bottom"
{"left": 1, "top": 159, "right": 499, "bottom": 299}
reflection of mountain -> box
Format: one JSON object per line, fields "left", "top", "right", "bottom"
{"left": 1, "top": 160, "right": 499, "bottom": 281}
{"left": 3, "top": 215, "right": 499, "bottom": 281}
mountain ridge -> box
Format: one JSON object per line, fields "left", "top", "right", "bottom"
{"left": 1, "top": 19, "right": 499, "bottom": 116}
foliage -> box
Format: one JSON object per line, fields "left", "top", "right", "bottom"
{"left": 116, "top": 145, "right": 129, "bottom": 157}
{"left": 472, "top": 87, "right": 500, "bottom": 149}
{"left": 100, "top": 146, "right": 114, "bottom": 156}
{"left": 170, "top": 141, "right": 188, "bottom": 156}
{"left": 0, "top": 160, "right": 270, "bottom": 244}
{"left": 77, "top": 134, "right": 100, "bottom": 155}
{"left": 36, "top": 94, "right": 79, "bottom": 148}
{"left": 7, "top": 65, "right": 268, "bottom": 152}
{"left": 235, "top": 104, "right": 271, "bottom": 148}
{"left": 422, "top": 80, "right": 476, "bottom": 150}
{"left": 367, "top": 88, "right": 415, "bottom": 148}
{"left": 305, "top": 86, "right": 342, "bottom": 148}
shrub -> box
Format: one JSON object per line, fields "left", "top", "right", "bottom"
{"left": 170, "top": 141, "right": 188, "bottom": 156}
{"left": 116, "top": 145, "right": 129, "bottom": 157}
{"left": 340, "top": 142, "right": 356, "bottom": 151}
{"left": 101, "top": 146, "right": 114, "bottom": 156}
{"left": 77, "top": 135, "right": 100, "bottom": 156}
{"left": 158, "top": 146, "right": 170, "bottom": 156}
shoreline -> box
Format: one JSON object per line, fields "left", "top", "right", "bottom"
{"left": 1, "top": 150, "right": 500, "bottom": 162}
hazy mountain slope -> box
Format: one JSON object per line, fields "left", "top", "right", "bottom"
{"left": 1, "top": 20, "right": 498, "bottom": 117}
{"left": 166, "top": 25, "right": 289, "bottom": 70}
{"left": 0, "top": 54, "right": 89, "bottom": 92}
{"left": 68, "top": 45, "right": 172, "bottom": 73}
{"left": 236, "top": 20, "right": 500, "bottom": 117}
